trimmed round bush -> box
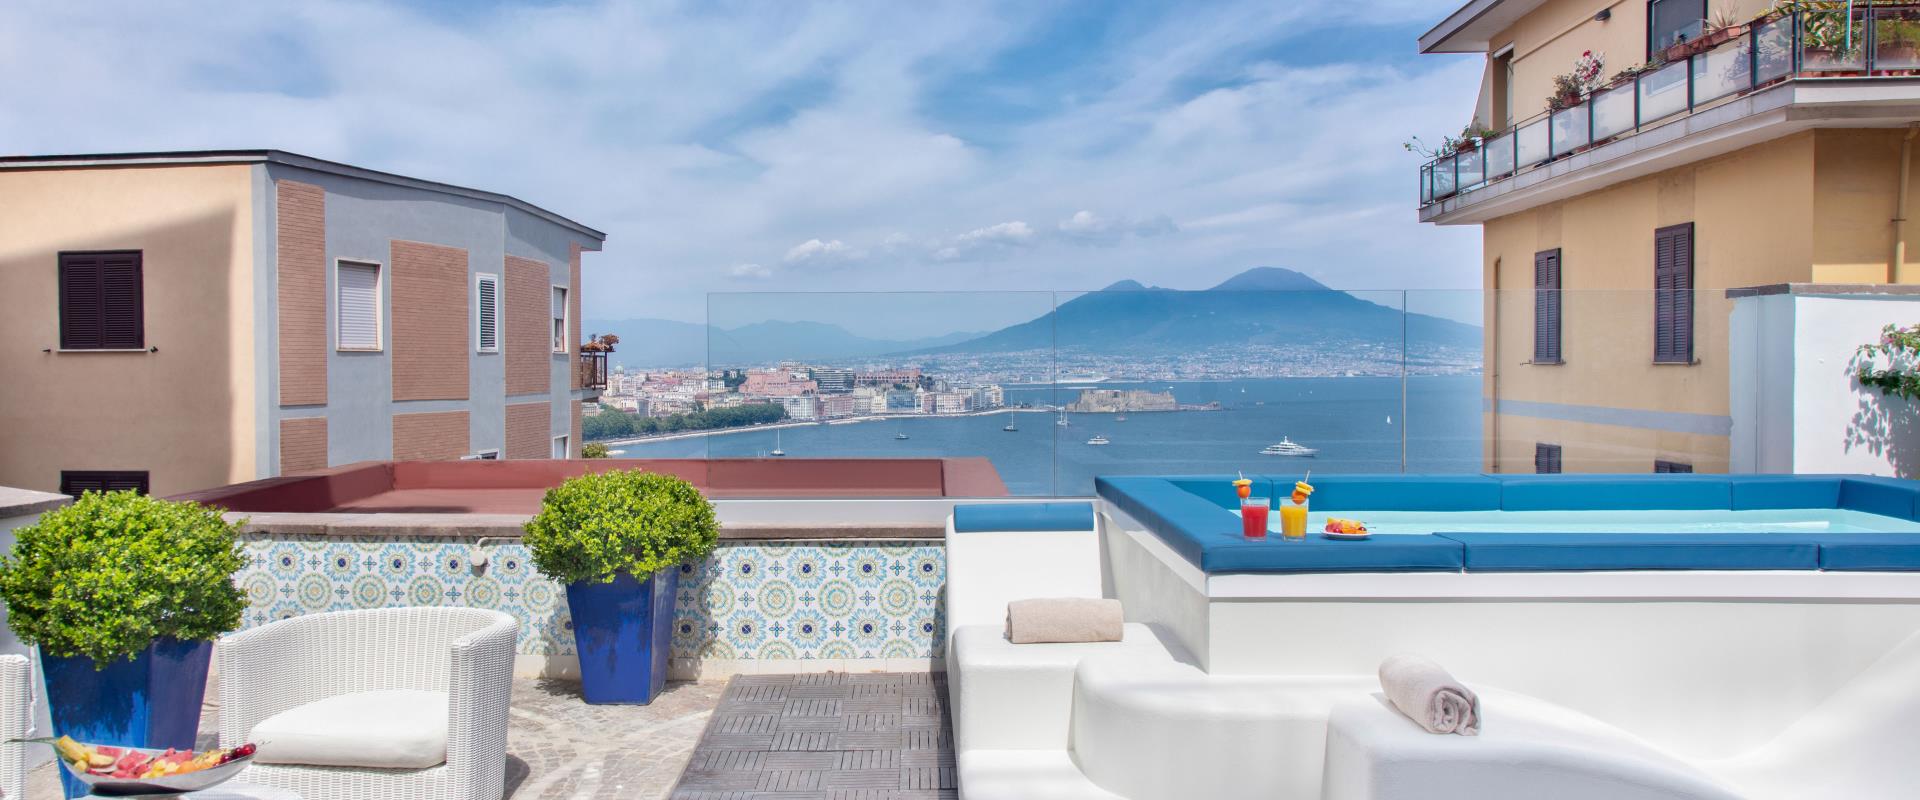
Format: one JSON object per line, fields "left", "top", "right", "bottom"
{"left": 523, "top": 469, "right": 719, "bottom": 585}
{"left": 0, "top": 491, "right": 246, "bottom": 664}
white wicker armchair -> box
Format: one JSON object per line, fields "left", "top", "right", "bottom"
{"left": 0, "top": 654, "right": 29, "bottom": 800}
{"left": 216, "top": 607, "right": 518, "bottom": 800}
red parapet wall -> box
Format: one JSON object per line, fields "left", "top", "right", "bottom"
{"left": 173, "top": 457, "right": 1009, "bottom": 513}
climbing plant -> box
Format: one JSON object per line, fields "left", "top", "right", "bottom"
{"left": 1854, "top": 323, "right": 1920, "bottom": 401}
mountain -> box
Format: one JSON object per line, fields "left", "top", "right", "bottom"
{"left": 912, "top": 267, "right": 1479, "bottom": 354}
{"left": 585, "top": 318, "right": 985, "bottom": 368}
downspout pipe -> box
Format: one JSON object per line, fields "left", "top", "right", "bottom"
{"left": 1896, "top": 123, "right": 1918, "bottom": 283}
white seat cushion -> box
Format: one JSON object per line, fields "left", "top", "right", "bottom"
{"left": 250, "top": 689, "right": 449, "bottom": 769}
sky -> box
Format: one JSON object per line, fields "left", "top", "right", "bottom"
{"left": 0, "top": 0, "right": 1485, "bottom": 334}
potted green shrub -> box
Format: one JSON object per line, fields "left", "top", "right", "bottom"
{"left": 0, "top": 491, "right": 245, "bottom": 799}
{"left": 523, "top": 469, "right": 718, "bottom": 704}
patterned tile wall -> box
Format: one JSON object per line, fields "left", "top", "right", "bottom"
{"left": 235, "top": 535, "right": 948, "bottom": 660}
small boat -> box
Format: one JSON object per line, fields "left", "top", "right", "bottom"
{"left": 770, "top": 430, "right": 785, "bottom": 457}
{"left": 1260, "top": 437, "right": 1317, "bottom": 457}
{"left": 1086, "top": 435, "right": 1111, "bottom": 446}
{"left": 1057, "top": 410, "right": 1070, "bottom": 427}
{"left": 895, "top": 433, "right": 910, "bottom": 440}
{"left": 1115, "top": 415, "right": 1127, "bottom": 422}
{"left": 1003, "top": 412, "right": 1018, "bottom": 432}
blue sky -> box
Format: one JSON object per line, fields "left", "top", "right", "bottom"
{"left": 0, "top": 0, "right": 1484, "bottom": 333}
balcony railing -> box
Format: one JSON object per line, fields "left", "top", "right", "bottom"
{"left": 579, "top": 348, "right": 610, "bottom": 389}
{"left": 1419, "top": 4, "right": 1920, "bottom": 208}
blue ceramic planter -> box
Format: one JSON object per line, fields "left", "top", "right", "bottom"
{"left": 41, "top": 637, "right": 213, "bottom": 799}
{"left": 566, "top": 569, "right": 679, "bottom": 705}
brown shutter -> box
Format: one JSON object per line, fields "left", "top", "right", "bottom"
{"left": 1654, "top": 223, "right": 1693, "bottom": 363}
{"left": 1534, "top": 443, "right": 1563, "bottom": 474}
{"left": 1533, "top": 249, "right": 1562, "bottom": 364}
{"left": 59, "top": 470, "right": 150, "bottom": 496}
{"left": 1654, "top": 459, "right": 1693, "bottom": 473}
{"left": 58, "top": 251, "right": 143, "bottom": 350}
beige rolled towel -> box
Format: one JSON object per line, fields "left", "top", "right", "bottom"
{"left": 1005, "top": 598, "right": 1124, "bottom": 644}
{"left": 1379, "top": 654, "right": 1480, "bottom": 735}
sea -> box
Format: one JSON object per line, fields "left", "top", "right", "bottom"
{"left": 608, "top": 375, "right": 1483, "bottom": 496}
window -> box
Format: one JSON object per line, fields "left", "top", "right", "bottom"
{"left": 551, "top": 286, "right": 569, "bottom": 353}
{"left": 1493, "top": 47, "right": 1516, "bottom": 128}
{"left": 1654, "top": 459, "right": 1694, "bottom": 473}
{"left": 60, "top": 470, "right": 149, "bottom": 497}
{"left": 1654, "top": 223, "right": 1695, "bottom": 364}
{"left": 1649, "top": 0, "right": 1706, "bottom": 57}
{"left": 552, "top": 434, "right": 570, "bottom": 459}
{"left": 475, "top": 274, "right": 500, "bottom": 353}
{"left": 1533, "top": 249, "right": 1562, "bottom": 364}
{"left": 59, "top": 251, "right": 144, "bottom": 350}
{"left": 1535, "top": 443, "right": 1563, "bottom": 474}
{"left": 463, "top": 450, "right": 500, "bottom": 461}
{"left": 336, "top": 260, "right": 382, "bottom": 351}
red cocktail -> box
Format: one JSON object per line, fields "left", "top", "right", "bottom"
{"left": 1241, "top": 497, "right": 1271, "bottom": 539}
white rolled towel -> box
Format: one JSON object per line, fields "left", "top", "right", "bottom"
{"left": 1005, "top": 597, "right": 1124, "bottom": 644}
{"left": 1379, "top": 654, "right": 1480, "bottom": 735}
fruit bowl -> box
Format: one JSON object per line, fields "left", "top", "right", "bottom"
{"left": 31, "top": 736, "right": 257, "bottom": 797}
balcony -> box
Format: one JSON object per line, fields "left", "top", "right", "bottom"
{"left": 579, "top": 347, "right": 609, "bottom": 390}
{"left": 1419, "top": 5, "right": 1920, "bottom": 224}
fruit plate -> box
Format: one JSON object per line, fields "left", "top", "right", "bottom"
{"left": 1321, "top": 531, "right": 1371, "bottom": 540}
{"left": 56, "top": 745, "right": 254, "bottom": 797}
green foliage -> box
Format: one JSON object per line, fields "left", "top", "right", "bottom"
{"left": 1855, "top": 323, "right": 1920, "bottom": 401}
{"left": 583, "top": 403, "right": 787, "bottom": 441}
{"left": 0, "top": 491, "right": 246, "bottom": 664}
{"left": 522, "top": 470, "right": 719, "bottom": 585}
{"left": 582, "top": 442, "right": 611, "bottom": 459}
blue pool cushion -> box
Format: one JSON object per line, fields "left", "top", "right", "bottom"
{"left": 1437, "top": 532, "right": 1820, "bottom": 572}
{"left": 1097, "top": 476, "right": 1240, "bottom": 568}
{"left": 1293, "top": 474, "right": 1502, "bottom": 512}
{"left": 952, "top": 502, "right": 1095, "bottom": 533}
{"left": 1837, "top": 477, "right": 1920, "bottom": 521}
{"left": 1727, "top": 475, "right": 1844, "bottom": 510}
{"left": 1808, "top": 532, "right": 1920, "bottom": 570}
{"left": 1496, "top": 475, "right": 1733, "bottom": 511}
{"left": 1200, "top": 534, "right": 1465, "bottom": 574}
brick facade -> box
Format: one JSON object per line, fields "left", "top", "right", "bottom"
{"left": 504, "top": 256, "right": 550, "bottom": 396}
{"left": 278, "top": 417, "right": 328, "bottom": 474}
{"left": 390, "top": 240, "right": 469, "bottom": 401}
{"left": 391, "top": 410, "right": 470, "bottom": 461}
{"left": 504, "top": 401, "right": 550, "bottom": 459}
{"left": 277, "top": 180, "right": 327, "bottom": 406}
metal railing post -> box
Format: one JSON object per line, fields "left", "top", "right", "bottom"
{"left": 1687, "top": 49, "right": 1697, "bottom": 110}
{"left": 1633, "top": 74, "right": 1642, "bottom": 131}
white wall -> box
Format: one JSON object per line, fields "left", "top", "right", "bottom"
{"left": 1731, "top": 292, "right": 1920, "bottom": 476}
{"left": 0, "top": 511, "right": 54, "bottom": 769}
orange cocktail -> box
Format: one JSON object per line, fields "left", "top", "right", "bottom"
{"left": 1279, "top": 500, "right": 1308, "bottom": 540}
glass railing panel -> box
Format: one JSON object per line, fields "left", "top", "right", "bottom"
{"left": 1421, "top": 163, "right": 1434, "bottom": 205}
{"left": 1403, "top": 290, "right": 1487, "bottom": 473}
{"left": 1755, "top": 16, "right": 1794, "bottom": 84}
{"left": 1693, "top": 34, "right": 1752, "bottom": 103}
{"left": 1638, "top": 59, "right": 1691, "bottom": 122}
{"left": 1873, "top": 7, "right": 1920, "bottom": 72}
{"left": 1482, "top": 131, "right": 1515, "bottom": 180}
{"left": 1590, "top": 82, "right": 1636, "bottom": 141}
{"left": 1550, "top": 104, "right": 1590, "bottom": 157}
{"left": 1455, "top": 146, "right": 1485, "bottom": 189}
{"left": 1516, "top": 117, "right": 1550, "bottom": 168}
{"left": 1433, "top": 154, "right": 1457, "bottom": 198}
{"left": 1799, "top": 8, "right": 1866, "bottom": 73}
{"left": 1482, "top": 289, "right": 1729, "bottom": 474}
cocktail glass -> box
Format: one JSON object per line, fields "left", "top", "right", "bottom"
{"left": 1241, "top": 497, "right": 1270, "bottom": 539}
{"left": 1280, "top": 499, "right": 1308, "bottom": 540}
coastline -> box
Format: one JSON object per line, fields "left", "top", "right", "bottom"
{"left": 594, "top": 406, "right": 1058, "bottom": 446}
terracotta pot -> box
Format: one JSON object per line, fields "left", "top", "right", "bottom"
{"left": 1803, "top": 46, "right": 1838, "bottom": 69}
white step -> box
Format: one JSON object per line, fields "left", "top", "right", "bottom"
{"left": 959, "top": 750, "right": 1123, "bottom": 800}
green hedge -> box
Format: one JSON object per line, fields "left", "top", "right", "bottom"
{"left": 522, "top": 470, "right": 719, "bottom": 585}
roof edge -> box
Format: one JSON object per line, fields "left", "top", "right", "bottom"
{"left": 0, "top": 149, "right": 606, "bottom": 244}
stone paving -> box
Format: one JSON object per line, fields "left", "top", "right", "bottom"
{"left": 25, "top": 677, "right": 727, "bottom": 799}
{"left": 669, "top": 672, "right": 956, "bottom": 800}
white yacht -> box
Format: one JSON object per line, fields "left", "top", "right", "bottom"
{"left": 1260, "top": 437, "right": 1317, "bottom": 457}
{"left": 1003, "top": 412, "right": 1018, "bottom": 432}
{"left": 1086, "top": 435, "right": 1111, "bottom": 446}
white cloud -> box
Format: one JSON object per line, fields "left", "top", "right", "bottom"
{"left": 729, "top": 262, "right": 772, "bottom": 279}
{"left": 783, "top": 238, "right": 864, "bottom": 265}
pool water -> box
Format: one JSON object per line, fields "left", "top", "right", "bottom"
{"left": 1242, "top": 508, "right": 1920, "bottom": 535}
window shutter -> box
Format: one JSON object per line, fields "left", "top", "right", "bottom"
{"left": 1654, "top": 223, "right": 1694, "bottom": 363}
{"left": 59, "top": 251, "right": 143, "bottom": 350}
{"left": 60, "top": 470, "right": 149, "bottom": 497}
{"left": 477, "top": 276, "right": 499, "bottom": 352}
{"left": 337, "top": 261, "right": 381, "bottom": 350}
{"left": 551, "top": 286, "right": 568, "bottom": 352}
{"left": 1534, "top": 249, "right": 1562, "bottom": 364}
{"left": 1534, "top": 443, "right": 1563, "bottom": 474}
{"left": 1655, "top": 459, "right": 1694, "bottom": 474}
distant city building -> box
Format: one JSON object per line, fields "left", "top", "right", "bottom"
{"left": 743, "top": 369, "right": 817, "bottom": 397}
{"left": 887, "top": 390, "right": 920, "bottom": 411}
{"left": 809, "top": 367, "right": 856, "bottom": 393}
{"left": 857, "top": 368, "right": 922, "bottom": 387}
{"left": 777, "top": 395, "right": 820, "bottom": 421}
{"left": 1067, "top": 389, "right": 1177, "bottom": 413}
{"left": 820, "top": 394, "right": 858, "bottom": 419}
{"left": 973, "top": 384, "right": 1004, "bottom": 409}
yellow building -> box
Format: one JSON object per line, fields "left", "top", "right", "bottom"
{"left": 1419, "top": 0, "right": 1920, "bottom": 473}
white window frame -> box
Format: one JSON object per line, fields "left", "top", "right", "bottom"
{"left": 475, "top": 273, "right": 501, "bottom": 354}
{"left": 551, "top": 434, "right": 570, "bottom": 459}
{"left": 551, "top": 284, "right": 569, "bottom": 354}
{"left": 463, "top": 449, "right": 501, "bottom": 461}
{"left": 335, "top": 259, "right": 384, "bottom": 352}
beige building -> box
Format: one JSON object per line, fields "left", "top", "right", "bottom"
{"left": 1419, "top": 0, "right": 1920, "bottom": 472}
{"left": 0, "top": 151, "right": 606, "bottom": 496}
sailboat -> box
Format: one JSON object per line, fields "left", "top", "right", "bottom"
{"left": 770, "top": 429, "right": 785, "bottom": 457}
{"left": 1057, "top": 409, "right": 1070, "bottom": 427}
{"left": 1003, "top": 412, "right": 1018, "bottom": 432}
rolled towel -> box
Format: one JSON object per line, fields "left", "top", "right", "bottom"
{"left": 1005, "top": 598, "right": 1124, "bottom": 644}
{"left": 1378, "top": 654, "right": 1480, "bottom": 735}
